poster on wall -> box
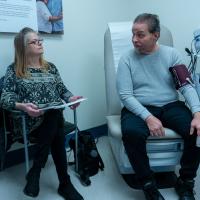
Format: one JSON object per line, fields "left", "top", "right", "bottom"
{"left": 0, "top": 0, "right": 64, "bottom": 34}
{"left": 37, "top": 0, "right": 64, "bottom": 34}
{"left": 0, "top": 0, "right": 38, "bottom": 33}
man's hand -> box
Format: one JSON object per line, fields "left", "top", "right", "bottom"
{"left": 69, "top": 96, "right": 83, "bottom": 110}
{"left": 145, "top": 115, "right": 165, "bottom": 136}
{"left": 190, "top": 112, "right": 200, "bottom": 136}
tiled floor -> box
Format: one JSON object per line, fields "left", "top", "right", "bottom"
{"left": 0, "top": 136, "right": 199, "bottom": 200}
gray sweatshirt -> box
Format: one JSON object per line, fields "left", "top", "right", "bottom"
{"left": 117, "top": 45, "right": 200, "bottom": 120}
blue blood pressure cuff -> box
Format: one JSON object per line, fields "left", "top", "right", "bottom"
{"left": 169, "top": 64, "right": 193, "bottom": 90}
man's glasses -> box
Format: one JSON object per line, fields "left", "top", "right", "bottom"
{"left": 27, "top": 38, "right": 43, "bottom": 45}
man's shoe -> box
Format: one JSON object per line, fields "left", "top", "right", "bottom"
{"left": 175, "top": 177, "right": 195, "bottom": 200}
{"left": 58, "top": 180, "right": 84, "bottom": 200}
{"left": 23, "top": 167, "right": 41, "bottom": 197}
{"left": 143, "top": 181, "right": 165, "bottom": 200}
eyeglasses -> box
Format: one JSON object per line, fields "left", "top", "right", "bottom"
{"left": 27, "top": 38, "right": 43, "bottom": 45}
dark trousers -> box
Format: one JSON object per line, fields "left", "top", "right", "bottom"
{"left": 31, "top": 109, "right": 70, "bottom": 184}
{"left": 121, "top": 101, "right": 200, "bottom": 184}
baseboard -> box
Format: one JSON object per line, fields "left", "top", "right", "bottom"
{"left": 65, "top": 124, "right": 108, "bottom": 147}
{"left": 85, "top": 124, "right": 108, "bottom": 138}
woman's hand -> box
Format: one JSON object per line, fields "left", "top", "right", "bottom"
{"left": 68, "top": 96, "right": 83, "bottom": 110}
{"left": 16, "top": 102, "right": 44, "bottom": 117}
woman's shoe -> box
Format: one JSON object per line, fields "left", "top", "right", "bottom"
{"left": 23, "top": 167, "right": 41, "bottom": 197}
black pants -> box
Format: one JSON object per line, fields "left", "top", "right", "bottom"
{"left": 31, "top": 109, "right": 70, "bottom": 184}
{"left": 121, "top": 101, "right": 200, "bottom": 184}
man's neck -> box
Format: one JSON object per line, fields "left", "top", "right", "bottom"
{"left": 146, "top": 44, "right": 159, "bottom": 54}
{"left": 139, "top": 44, "right": 159, "bottom": 55}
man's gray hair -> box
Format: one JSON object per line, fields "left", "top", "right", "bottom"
{"left": 134, "top": 13, "right": 160, "bottom": 33}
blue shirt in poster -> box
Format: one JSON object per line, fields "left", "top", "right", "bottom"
{"left": 47, "top": 0, "right": 63, "bottom": 33}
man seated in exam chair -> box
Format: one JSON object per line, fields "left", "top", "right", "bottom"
{"left": 116, "top": 13, "right": 200, "bottom": 200}
{"left": 0, "top": 27, "right": 84, "bottom": 200}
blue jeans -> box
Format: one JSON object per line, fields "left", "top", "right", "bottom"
{"left": 121, "top": 101, "right": 200, "bottom": 184}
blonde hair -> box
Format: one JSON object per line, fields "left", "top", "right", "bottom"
{"left": 14, "top": 27, "right": 49, "bottom": 78}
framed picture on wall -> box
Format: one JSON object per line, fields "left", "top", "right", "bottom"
{"left": 36, "top": 0, "right": 64, "bottom": 34}
{"left": 0, "top": 0, "right": 64, "bottom": 34}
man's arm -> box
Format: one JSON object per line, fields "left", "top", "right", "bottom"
{"left": 181, "top": 85, "right": 200, "bottom": 135}
{"left": 49, "top": 15, "right": 63, "bottom": 22}
{"left": 116, "top": 57, "right": 151, "bottom": 120}
{"left": 169, "top": 64, "right": 200, "bottom": 135}
{"left": 116, "top": 57, "right": 165, "bottom": 136}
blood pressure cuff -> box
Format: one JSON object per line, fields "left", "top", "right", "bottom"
{"left": 169, "top": 64, "right": 193, "bottom": 90}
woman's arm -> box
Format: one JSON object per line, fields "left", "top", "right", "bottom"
{"left": 1, "top": 64, "right": 43, "bottom": 117}
{"left": 51, "top": 63, "right": 83, "bottom": 109}
{"left": 51, "top": 63, "right": 73, "bottom": 103}
{"left": 16, "top": 102, "right": 43, "bottom": 117}
{"left": 1, "top": 65, "right": 18, "bottom": 110}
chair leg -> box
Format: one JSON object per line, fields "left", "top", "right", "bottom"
{"left": 73, "top": 109, "right": 79, "bottom": 173}
{"left": 1, "top": 110, "right": 7, "bottom": 171}
{"left": 0, "top": 153, "right": 5, "bottom": 171}
{"left": 21, "top": 115, "right": 29, "bottom": 173}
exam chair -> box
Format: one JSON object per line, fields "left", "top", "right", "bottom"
{"left": 104, "top": 22, "right": 184, "bottom": 188}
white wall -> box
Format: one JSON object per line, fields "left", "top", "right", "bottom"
{"left": 0, "top": 0, "right": 200, "bottom": 130}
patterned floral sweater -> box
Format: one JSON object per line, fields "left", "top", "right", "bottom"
{"left": 0, "top": 62, "right": 73, "bottom": 132}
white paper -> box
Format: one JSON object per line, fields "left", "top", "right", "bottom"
{"left": 39, "top": 98, "right": 87, "bottom": 111}
{"left": 0, "top": 0, "right": 38, "bottom": 33}
{"left": 108, "top": 22, "right": 133, "bottom": 72}
{"left": 64, "top": 98, "right": 87, "bottom": 107}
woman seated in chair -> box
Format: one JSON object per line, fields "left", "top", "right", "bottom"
{"left": 0, "top": 27, "right": 84, "bottom": 200}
